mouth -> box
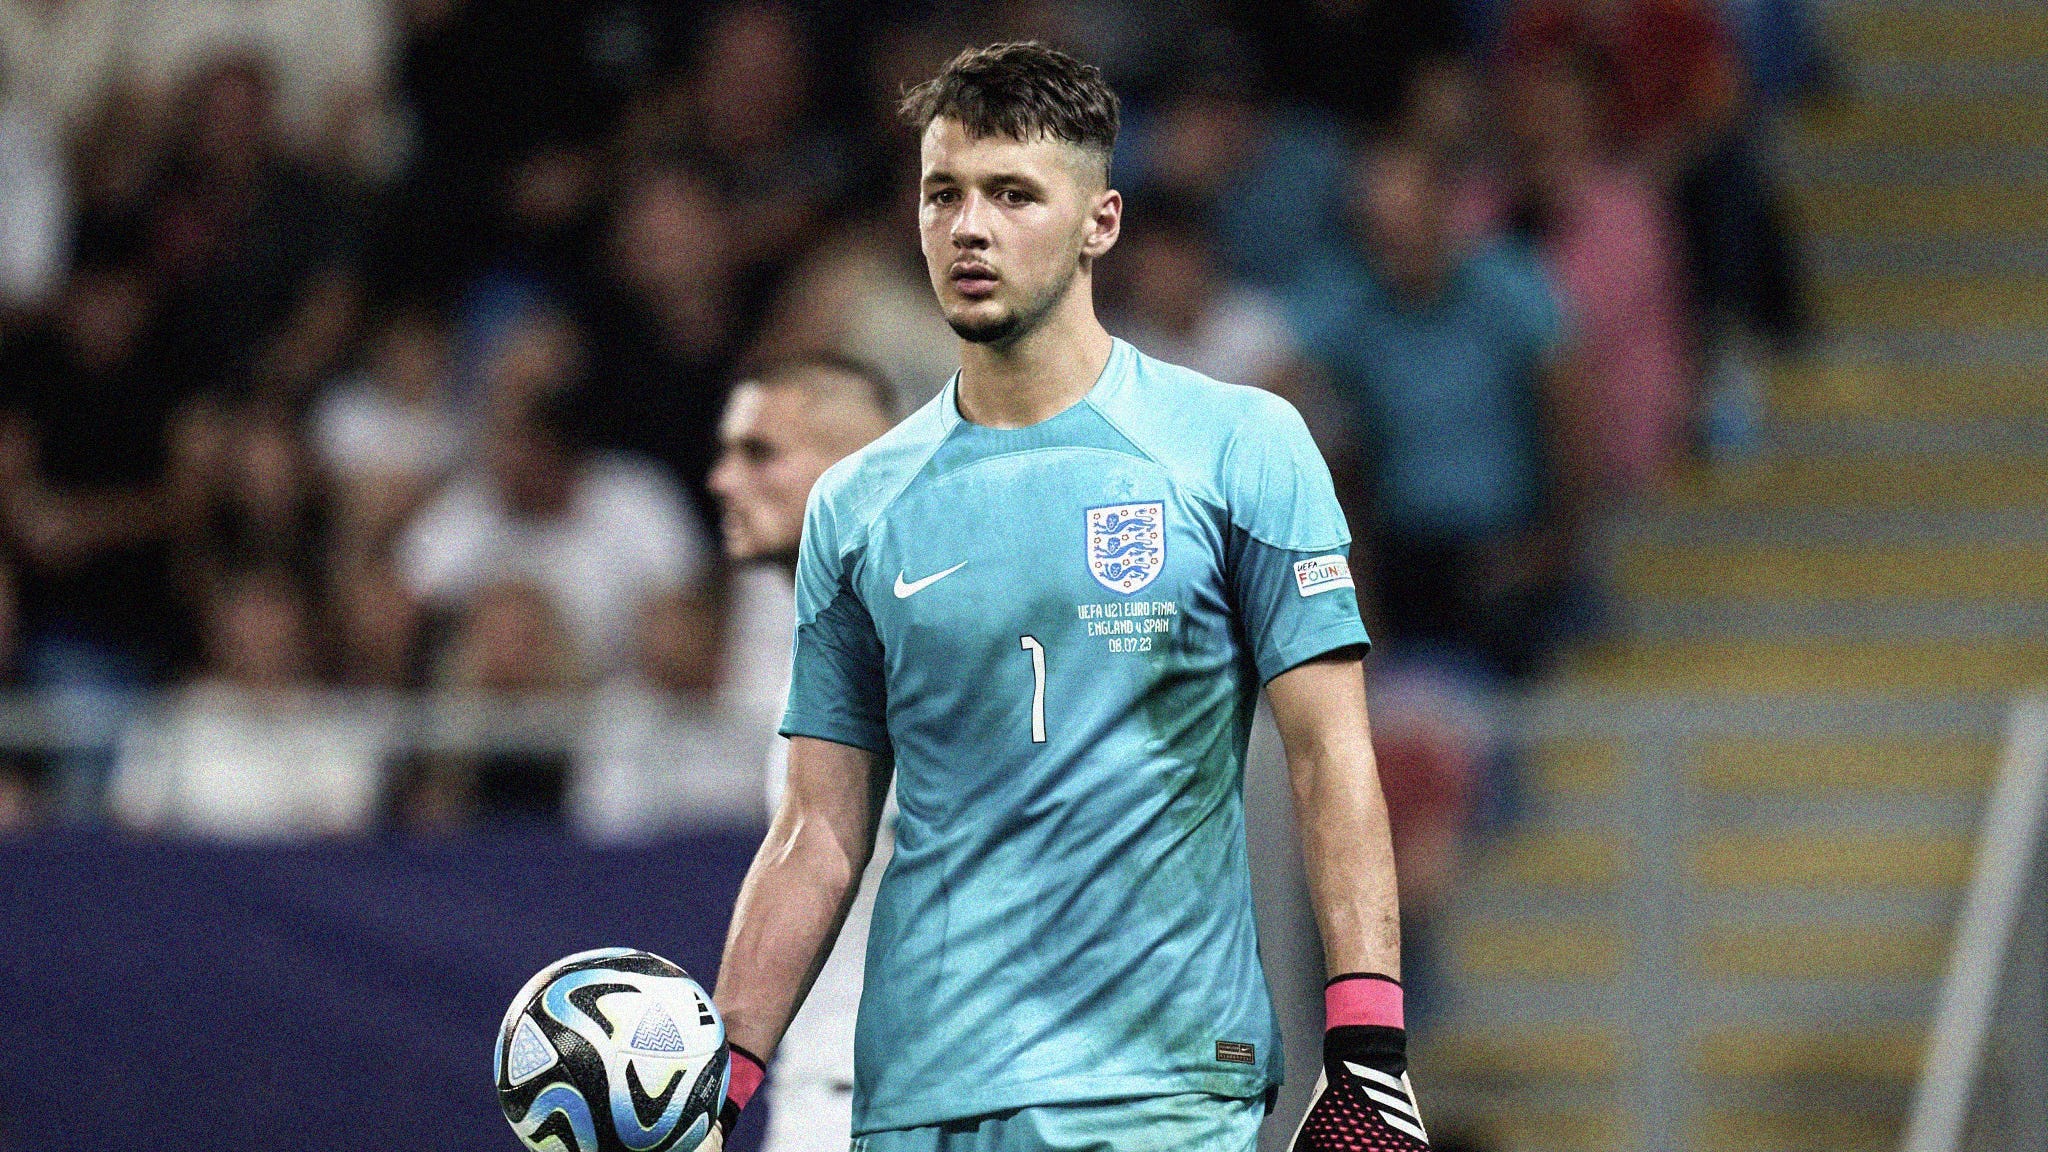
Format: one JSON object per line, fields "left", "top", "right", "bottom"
{"left": 949, "top": 264, "right": 999, "bottom": 299}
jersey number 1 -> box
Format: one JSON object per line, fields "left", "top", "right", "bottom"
{"left": 1019, "top": 636, "right": 1047, "bottom": 743}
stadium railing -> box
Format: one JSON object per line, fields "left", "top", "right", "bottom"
{"left": 1901, "top": 694, "right": 2048, "bottom": 1152}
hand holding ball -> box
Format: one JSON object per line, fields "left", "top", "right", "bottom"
{"left": 495, "top": 948, "right": 729, "bottom": 1152}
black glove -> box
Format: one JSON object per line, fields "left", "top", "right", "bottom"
{"left": 1291, "top": 977, "right": 1431, "bottom": 1151}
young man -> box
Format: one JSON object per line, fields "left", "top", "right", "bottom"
{"left": 709, "top": 43, "right": 1429, "bottom": 1152}
{"left": 707, "top": 356, "right": 901, "bottom": 1152}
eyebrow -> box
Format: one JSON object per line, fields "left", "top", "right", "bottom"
{"left": 921, "top": 167, "right": 1050, "bottom": 192}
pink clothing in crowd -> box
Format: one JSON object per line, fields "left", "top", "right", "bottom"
{"left": 1454, "top": 163, "right": 1690, "bottom": 492}
{"left": 1544, "top": 164, "right": 1690, "bottom": 491}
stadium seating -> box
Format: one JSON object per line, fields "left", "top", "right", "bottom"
{"left": 1417, "top": 3, "right": 2043, "bottom": 1146}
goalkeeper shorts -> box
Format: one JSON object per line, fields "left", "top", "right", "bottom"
{"left": 853, "top": 1092, "right": 1263, "bottom": 1152}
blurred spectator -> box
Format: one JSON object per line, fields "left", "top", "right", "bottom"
{"left": 748, "top": 25, "right": 960, "bottom": 412}
{"left": 1123, "top": 82, "right": 1352, "bottom": 295}
{"left": 109, "top": 570, "right": 390, "bottom": 839}
{"left": 172, "top": 400, "right": 331, "bottom": 610}
{"left": 571, "top": 162, "right": 751, "bottom": 517}
{"left": 753, "top": 146, "right": 954, "bottom": 412}
{"left": 1497, "top": 0, "right": 1740, "bottom": 181}
{"left": 0, "top": 259, "right": 194, "bottom": 816}
{"left": 1726, "top": 0, "right": 1835, "bottom": 115}
{"left": 143, "top": 55, "right": 365, "bottom": 403}
{"left": 1499, "top": 52, "right": 1690, "bottom": 495}
{"left": 0, "top": 52, "right": 67, "bottom": 314}
{"left": 127, "top": 0, "right": 397, "bottom": 173}
{"left": 67, "top": 82, "right": 160, "bottom": 264}
{"left": 1289, "top": 140, "right": 1576, "bottom": 679}
{"left": 1496, "top": 0, "right": 1805, "bottom": 381}
{"left": 570, "top": 580, "right": 767, "bottom": 840}
{"left": 624, "top": 3, "right": 847, "bottom": 285}
{"left": 410, "top": 581, "right": 584, "bottom": 824}
{"left": 469, "top": 304, "right": 585, "bottom": 417}
{"left": 1226, "top": 0, "right": 1470, "bottom": 130}
{"left": 378, "top": 0, "right": 691, "bottom": 293}
{"left": 328, "top": 558, "right": 424, "bottom": 689}
{"left": 1107, "top": 197, "right": 1307, "bottom": 399}
{"left": 0, "top": 0, "right": 134, "bottom": 135}
{"left": 397, "top": 388, "right": 707, "bottom": 675}
{"left": 311, "top": 298, "right": 466, "bottom": 565}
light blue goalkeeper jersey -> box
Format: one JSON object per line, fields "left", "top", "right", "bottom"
{"left": 779, "top": 338, "right": 1370, "bottom": 1134}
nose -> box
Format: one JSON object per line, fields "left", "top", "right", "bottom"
{"left": 708, "top": 453, "right": 740, "bottom": 500}
{"left": 950, "top": 190, "right": 992, "bottom": 250}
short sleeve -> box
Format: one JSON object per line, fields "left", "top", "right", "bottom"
{"left": 778, "top": 487, "right": 890, "bottom": 753}
{"left": 1223, "top": 396, "right": 1372, "bottom": 681}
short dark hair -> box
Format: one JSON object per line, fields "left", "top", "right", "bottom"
{"left": 899, "top": 42, "right": 1119, "bottom": 180}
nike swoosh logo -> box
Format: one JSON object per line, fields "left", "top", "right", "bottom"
{"left": 894, "top": 561, "right": 966, "bottom": 598}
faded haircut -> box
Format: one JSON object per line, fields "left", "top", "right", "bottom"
{"left": 899, "top": 42, "right": 1120, "bottom": 182}
{"left": 746, "top": 354, "right": 901, "bottom": 451}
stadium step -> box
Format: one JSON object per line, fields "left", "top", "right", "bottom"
{"left": 1660, "top": 456, "right": 2048, "bottom": 510}
{"left": 1793, "top": 97, "right": 2048, "bottom": 150}
{"left": 1768, "top": 362, "right": 2048, "bottom": 422}
{"left": 1796, "top": 184, "right": 2048, "bottom": 240}
{"left": 1689, "top": 736, "right": 1996, "bottom": 793}
{"left": 1420, "top": 3, "right": 2029, "bottom": 1146}
{"left": 1616, "top": 540, "right": 2048, "bottom": 601}
{"left": 1559, "top": 638, "right": 2048, "bottom": 692}
{"left": 1834, "top": 8, "right": 2048, "bottom": 65}
{"left": 1693, "top": 1107, "right": 1896, "bottom": 1152}
{"left": 1819, "top": 274, "right": 2048, "bottom": 332}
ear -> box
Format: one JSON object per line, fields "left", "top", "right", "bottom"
{"left": 1081, "top": 188, "right": 1121, "bottom": 260}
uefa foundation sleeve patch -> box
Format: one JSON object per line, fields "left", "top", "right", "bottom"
{"left": 1292, "top": 555, "right": 1354, "bottom": 597}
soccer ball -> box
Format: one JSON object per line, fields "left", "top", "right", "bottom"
{"left": 495, "top": 947, "right": 729, "bottom": 1152}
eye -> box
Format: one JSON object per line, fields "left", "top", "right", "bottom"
{"left": 1000, "top": 189, "right": 1032, "bottom": 206}
{"left": 928, "top": 188, "right": 959, "bottom": 206}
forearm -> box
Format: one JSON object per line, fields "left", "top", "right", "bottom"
{"left": 1293, "top": 732, "right": 1403, "bottom": 979}
{"left": 712, "top": 804, "right": 872, "bottom": 1059}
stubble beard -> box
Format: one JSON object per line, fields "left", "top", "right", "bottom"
{"left": 946, "top": 264, "right": 1077, "bottom": 347}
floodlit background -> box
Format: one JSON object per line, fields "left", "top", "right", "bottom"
{"left": 0, "top": 1, "right": 2041, "bottom": 1151}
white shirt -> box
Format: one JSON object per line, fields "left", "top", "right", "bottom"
{"left": 311, "top": 375, "right": 465, "bottom": 482}
{"left": 0, "top": 0, "right": 135, "bottom": 133}
{"left": 110, "top": 687, "right": 393, "bottom": 839}
{"left": 1120, "top": 286, "right": 1300, "bottom": 393}
{"left": 0, "top": 99, "right": 64, "bottom": 310}
{"left": 126, "top": 0, "right": 394, "bottom": 142}
{"left": 569, "top": 568, "right": 796, "bottom": 840}
{"left": 568, "top": 675, "right": 775, "bottom": 840}
{"left": 398, "top": 454, "right": 708, "bottom": 674}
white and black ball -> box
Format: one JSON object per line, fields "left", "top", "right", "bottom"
{"left": 495, "top": 948, "right": 728, "bottom": 1152}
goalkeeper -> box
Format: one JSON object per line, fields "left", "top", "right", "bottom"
{"left": 708, "top": 41, "right": 1429, "bottom": 1152}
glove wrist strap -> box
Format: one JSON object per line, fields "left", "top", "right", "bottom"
{"left": 727, "top": 1044, "right": 766, "bottom": 1111}
{"left": 1325, "top": 971, "right": 1404, "bottom": 1031}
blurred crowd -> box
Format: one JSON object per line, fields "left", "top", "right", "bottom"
{"left": 0, "top": 0, "right": 1830, "bottom": 890}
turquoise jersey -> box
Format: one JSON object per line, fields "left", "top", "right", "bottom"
{"left": 780, "top": 339, "right": 1370, "bottom": 1134}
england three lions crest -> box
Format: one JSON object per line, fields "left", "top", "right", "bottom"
{"left": 1087, "top": 502, "right": 1165, "bottom": 594}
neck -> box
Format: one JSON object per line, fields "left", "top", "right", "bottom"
{"left": 954, "top": 292, "right": 1114, "bottom": 429}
